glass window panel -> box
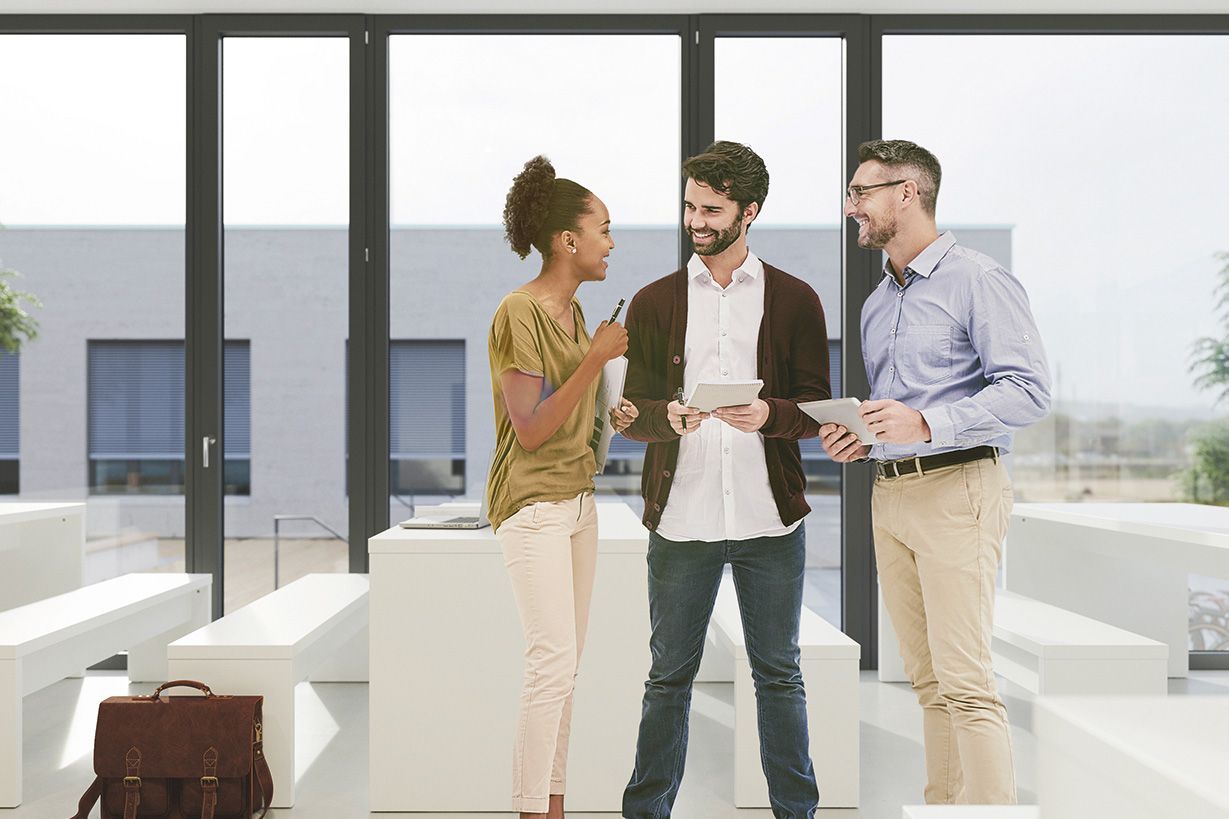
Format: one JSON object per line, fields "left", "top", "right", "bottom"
{"left": 0, "top": 34, "right": 186, "bottom": 586}
{"left": 714, "top": 36, "right": 845, "bottom": 626}
{"left": 388, "top": 34, "right": 681, "bottom": 522}
{"left": 884, "top": 33, "right": 1229, "bottom": 654}
{"left": 222, "top": 37, "right": 351, "bottom": 612}
{"left": 0, "top": 351, "right": 18, "bottom": 494}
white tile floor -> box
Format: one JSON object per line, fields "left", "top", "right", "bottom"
{"left": 11, "top": 669, "right": 1229, "bottom": 818}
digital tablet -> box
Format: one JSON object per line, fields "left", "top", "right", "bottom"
{"left": 683, "top": 379, "right": 764, "bottom": 413}
{"left": 798, "top": 397, "right": 877, "bottom": 445}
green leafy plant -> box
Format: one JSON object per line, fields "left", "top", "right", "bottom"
{"left": 1181, "top": 419, "right": 1229, "bottom": 505}
{"left": 0, "top": 264, "right": 41, "bottom": 354}
{"left": 1190, "top": 252, "right": 1229, "bottom": 405}
{"left": 1186, "top": 252, "right": 1229, "bottom": 503}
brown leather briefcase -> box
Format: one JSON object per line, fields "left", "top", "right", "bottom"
{"left": 69, "top": 680, "right": 273, "bottom": 819}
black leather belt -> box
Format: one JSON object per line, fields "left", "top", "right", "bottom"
{"left": 876, "top": 445, "right": 998, "bottom": 479}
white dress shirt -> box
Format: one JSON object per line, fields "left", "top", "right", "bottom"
{"left": 655, "top": 249, "right": 799, "bottom": 543}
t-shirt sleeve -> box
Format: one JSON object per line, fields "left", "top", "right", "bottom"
{"left": 491, "top": 296, "right": 545, "bottom": 377}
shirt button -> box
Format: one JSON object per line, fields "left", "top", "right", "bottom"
{"left": 653, "top": 502, "right": 661, "bottom": 512}
{"left": 663, "top": 469, "right": 671, "bottom": 478}
{"left": 672, "top": 355, "right": 681, "bottom": 365}
{"left": 722, "top": 370, "right": 728, "bottom": 376}
{"left": 721, "top": 330, "right": 727, "bottom": 336}
{"left": 725, "top": 489, "right": 732, "bottom": 495}
{"left": 721, "top": 293, "right": 727, "bottom": 299}
{"left": 891, "top": 328, "right": 896, "bottom": 334}
{"left": 724, "top": 447, "right": 730, "bottom": 454}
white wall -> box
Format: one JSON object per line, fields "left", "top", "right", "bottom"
{"left": 1, "top": 0, "right": 1226, "bottom": 15}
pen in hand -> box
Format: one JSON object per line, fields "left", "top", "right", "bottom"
{"left": 675, "top": 386, "right": 689, "bottom": 433}
{"left": 609, "top": 298, "right": 625, "bottom": 325}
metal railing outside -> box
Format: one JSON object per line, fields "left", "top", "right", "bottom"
{"left": 271, "top": 515, "right": 346, "bottom": 589}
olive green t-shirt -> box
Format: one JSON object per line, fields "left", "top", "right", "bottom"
{"left": 486, "top": 290, "right": 598, "bottom": 532}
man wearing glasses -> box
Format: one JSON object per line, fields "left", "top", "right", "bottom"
{"left": 820, "top": 139, "right": 1050, "bottom": 805}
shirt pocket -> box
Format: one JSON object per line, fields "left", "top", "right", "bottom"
{"left": 898, "top": 325, "right": 952, "bottom": 387}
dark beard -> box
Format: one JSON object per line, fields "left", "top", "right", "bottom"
{"left": 859, "top": 215, "right": 897, "bottom": 249}
{"left": 691, "top": 212, "right": 744, "bottom": 256}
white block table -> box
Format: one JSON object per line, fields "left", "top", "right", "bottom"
{"left": 0, "top": 572, "right": 211, "bottom": 806}
{"left": 709, "top": 574, "right": 860, "bottom": 809}
{"left": 1036, "top": 696, "right": 1229, "bottom": 819}
{"left": 368, "top": 501, "right": 650, "bottom": 813}
{"left": 168, "top": 573, "right": 369, "bottom": 807}
{"left": 0, "top": 502, "right": 85, "bottom": 611}
{"left": 1007, "top": 502, "right": 1229, "bottom": 678}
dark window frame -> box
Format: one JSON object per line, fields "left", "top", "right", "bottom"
{"left": 3, "top": 10, "right": 1226, "bottom": 665}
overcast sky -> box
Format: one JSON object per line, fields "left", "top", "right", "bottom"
{"left": 2, "top": 32, "right": 1227, "bottom": 414}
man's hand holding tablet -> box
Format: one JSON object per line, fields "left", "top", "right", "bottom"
{"left": 803, "top": 397, "right": 874, "bottom": 462}
{"left": 811, "top": 396, "right": 935, "bottom": 461}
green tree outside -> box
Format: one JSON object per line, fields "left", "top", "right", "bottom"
{"left": 1186, "top": 251, "right": 1229, "bottom": 503}
{"left": 0, "top": 260, "right": 41, "bottom": 354}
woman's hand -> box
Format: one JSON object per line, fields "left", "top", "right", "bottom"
{"left": 587, "top": 320, "right": 629, "bottom": 364}
{"left": 610, "top": 399, "right": 639, "bottom": 433}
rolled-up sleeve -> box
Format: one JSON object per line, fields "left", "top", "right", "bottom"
{"left": 920, "top": 267, "right": 1051, "bottom": 449}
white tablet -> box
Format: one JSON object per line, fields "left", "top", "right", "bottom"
{"left": 683, "top": 379, "right": 763, "bottom": 413}
{"left": 798, "top": 397, "right": 877, "bottom": 445}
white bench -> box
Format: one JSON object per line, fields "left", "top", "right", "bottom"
{"left": 902, "top": 807, "right": 1040, "bottom": 818}
{"left": 0, "top": 572, "right": 211, "bottom": 806}
{"left": 709, "top": 575, "right": 860, "bottom": 809}
{"left": 880, "top": 589, "right": 1167, "bottom": 697}
{"left": 1036, "top": 695, "right": 1229, "bottom": 818}
{"left": 168, "top": 573, "right": 368, "bottom": 807}
{"left": 992, "top": 590, "right": 1167, "bottom": 696}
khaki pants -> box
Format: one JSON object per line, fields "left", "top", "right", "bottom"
{"left": 495, "top": 492, "right": 598, "bottom": 813}
{"left": 872, "top": 457, "right": 1016, "bottom": 805}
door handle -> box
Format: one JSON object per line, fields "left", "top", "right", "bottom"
{"left": 202, "top": 436, "right": 217, "bottom": 469}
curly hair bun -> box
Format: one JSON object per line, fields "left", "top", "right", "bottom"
{"left": 503, "top": 155, "right": 557, "bottom": 260}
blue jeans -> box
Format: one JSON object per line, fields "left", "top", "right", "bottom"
{"left": 622, "top": 527, "right": 819, "bottom": 819}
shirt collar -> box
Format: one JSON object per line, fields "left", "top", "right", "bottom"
{"left": 880, "top": 231, "right": 958, "bottom": 281}
{"left": 687, "top": 248, "right": 764, "bottom": 283}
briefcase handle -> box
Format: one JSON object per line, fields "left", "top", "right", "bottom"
{"left": 148, "top": 680, "right": 214, "bottom": 701}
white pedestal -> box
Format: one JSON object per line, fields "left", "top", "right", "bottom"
{"left": 1036, "top": 696, "right": 1229, "bottom": 819}
{"left": 0, "top": 502, "right": 85, "bottom": 611}
{"left": 368, "top": 502, "right": 650, "bottom": 813}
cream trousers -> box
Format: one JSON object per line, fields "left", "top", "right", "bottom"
{"left": 873, "top": 456, "right": 1016, "bottom": 805}
{"left": 495, "top": 492, "right": 598, "bottom": 813}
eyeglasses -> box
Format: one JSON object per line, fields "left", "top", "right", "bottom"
{"left": 845, "top": 179, "right": 906, "bottom": 205}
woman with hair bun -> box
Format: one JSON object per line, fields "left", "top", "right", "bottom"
{"left": 486, "top": 155, "right": 636, "bottom": 818}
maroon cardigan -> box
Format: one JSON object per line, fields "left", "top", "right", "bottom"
{"left": 622, "top": 262, "right": 831, "bottom": 532}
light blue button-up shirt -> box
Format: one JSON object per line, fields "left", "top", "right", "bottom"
{"left": 860, "top": 231, "right": 1051, "bottom": 461}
